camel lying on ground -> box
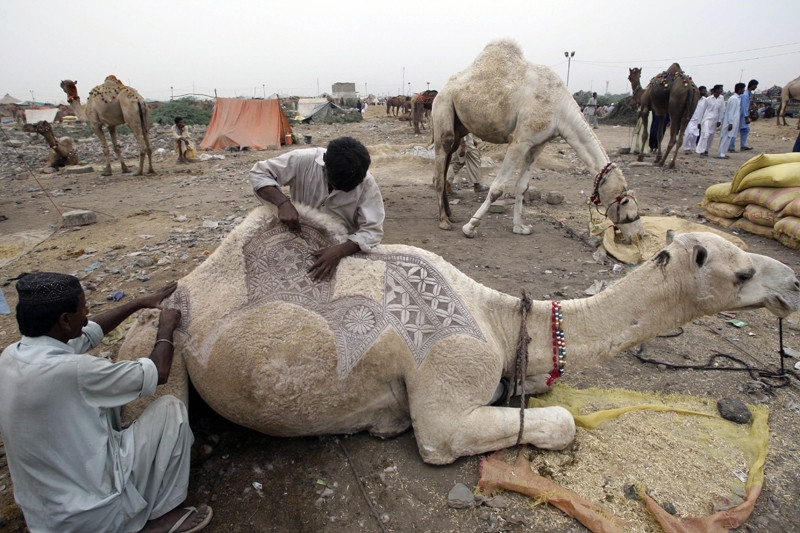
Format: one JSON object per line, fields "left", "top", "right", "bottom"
{"left": 431, "top": 39, "right": 644, "bottom": 240}
{"left": 22, "top": 120, "right": 79, "bottom": 169}
{"left": 60, "top": 77, "right": 154, "bottom": 176}
{"left": 119, "top": 205, "right": 800, "bottom": 465}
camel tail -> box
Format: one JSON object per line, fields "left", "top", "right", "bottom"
{"left": 137, "top": 99, "right": 151, "bottom": 143}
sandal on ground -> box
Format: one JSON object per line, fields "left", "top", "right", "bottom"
{"left": 473, "top": 185, "right": 489, "bottom": 193}
{"left": 168, "top": 505, "right": 213, "bottom": 533}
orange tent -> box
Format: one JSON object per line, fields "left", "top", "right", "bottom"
{"left": 200, "top": 98, "right": 293, "bottom": 151}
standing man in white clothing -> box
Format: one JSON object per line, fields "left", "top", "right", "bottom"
{"left": 584, "top": 92, "right": 599, "bottom": 129}
{"left": 696, "top": 85, "right": 724, "bottom": 157}
{"left": 717, "top": 83, "right": 744, "bottom": 159}
{"left": 681, "top": 85, "right": 707, "bottom": 154}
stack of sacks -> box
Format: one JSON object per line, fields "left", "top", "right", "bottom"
{"left": 699, "top": 153, "right": 800, "bottom": 247}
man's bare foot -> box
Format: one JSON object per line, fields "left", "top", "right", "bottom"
{"left": 139, "top": 504, "right": 213, "bottom": 533}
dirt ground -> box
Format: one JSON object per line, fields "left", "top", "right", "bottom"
{"left": 2, "top": 105, "right": 800, "bottom": 533}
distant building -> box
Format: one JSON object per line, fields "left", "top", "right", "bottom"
{"left": 332, "top": 83, "right": 357, "bottom": 101}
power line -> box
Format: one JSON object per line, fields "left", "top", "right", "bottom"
{"left": 583, "top": 41, "right": 800, "bottom": 65}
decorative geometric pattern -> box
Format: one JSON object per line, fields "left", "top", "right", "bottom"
{"left": 237, "top": 224, "right": 486, "bottom": 377}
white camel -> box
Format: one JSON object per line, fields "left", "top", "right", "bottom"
{"left": 777, "top": 75, "right": 800, "bottom": 129}
{"left": 119, "top": 205, "right": 800, "bottom": 465}
{"left": 432, "top": 39, "right": 644, "bottom": 240}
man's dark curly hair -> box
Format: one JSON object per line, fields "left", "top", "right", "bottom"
{"left": 323, "top": 137, "right": 371, "bottom": 192}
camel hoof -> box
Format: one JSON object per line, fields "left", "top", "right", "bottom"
{"left": 101, "top": 170, "right": 112, "bottom": 177}
{"left": 439, "top": 220, "right": 453, "bottom": 231}
{"left": 461, "top": 224, "right": 477, "bottom": 238}
{"left": 512, "top": 225, "right": 532, "bottom": 235}
{"left": 448, "top": 214, "right": 459, "bottom": 223}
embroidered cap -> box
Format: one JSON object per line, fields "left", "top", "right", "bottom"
{"left": 16, "top": 272, "right": 83, "bottom": 304}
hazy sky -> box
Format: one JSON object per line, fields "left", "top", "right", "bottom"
{"left": 2, "top": 0, "right": 799, "bottom": 104}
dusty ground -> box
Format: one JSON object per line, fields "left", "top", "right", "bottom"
{"left": 2, "top": 105, "right": 800, "bottom": 533}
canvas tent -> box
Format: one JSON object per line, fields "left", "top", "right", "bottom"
{"left": 200, "top": 98, "right": 292, "bottom": 151}
{"left": 0, "top": 94, "right": 22, "bottom": 105}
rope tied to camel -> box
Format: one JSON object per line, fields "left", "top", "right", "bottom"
{"left": 589, "top": 162, "right": 616, "bottom": 206}
{"left": 589, "top": 162, "right": 640, "bottom": 225}
{"left": 510, "top": 290, "right": 532, "bottom": 446}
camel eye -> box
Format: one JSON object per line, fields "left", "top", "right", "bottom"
{"left": 736, "top": 270, "right": 754, "bottom": 283}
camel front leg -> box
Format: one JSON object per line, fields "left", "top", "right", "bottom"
{"left": 90, "top": 124, "right": 114, "bottom": 176}
{"left": 108, "top": 126, "right": 131, "bottom": 174}
{"left": 510, "top": 144, "right": 545, "bottom": 235}
{"left": 462, "top": 143, "right": 527, "bottom": 238}
{"left": 414, "top": 405, "right": 576, "bottom": 465}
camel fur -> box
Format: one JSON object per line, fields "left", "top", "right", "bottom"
{"left": 22, "top": 120, "right": 79, "bottom": 169}
{"left": 60, "top": 77, "right": 155, "bottom": 177}
{"left": 629, "top": 65, "right": 699, "bottom": 169}
{"left": 777, "top": 75, "right": 800, "bottom": 129}
{"left": 118, "top": 205, "right": 800, "bottom": 465}
{"left": 431, "top": 39, "right": 643, "bottom": 240}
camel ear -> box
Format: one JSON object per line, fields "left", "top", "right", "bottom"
{"left": 692, "top": 245, "right": 708, "bottom": 268}
{"left": 665, "top": 229, "right": 676, "bottom": 245}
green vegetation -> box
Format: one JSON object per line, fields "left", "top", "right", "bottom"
{"left": 150, "top": 98, "right": 213, "bottom": 126}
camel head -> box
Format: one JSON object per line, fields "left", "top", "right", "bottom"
{"left": 664, "top": 230, "right": 800, "bottom": 317}
{"left": 591, "top": 164, "right": 644, "bottom": 240}
{"left": 21, "top": 120, "right": 53, "bottom": 137}
{"left": 60, "top": 80, "right": 79, "bottom": 103}
{"left": 628, "top": 68, "right": 641, "bottom": 83}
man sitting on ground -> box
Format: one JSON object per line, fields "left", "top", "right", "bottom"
{"left": 0, "top": 273, "right": 212, "bottom": 533}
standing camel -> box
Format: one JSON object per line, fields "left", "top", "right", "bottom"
{"left": 60, "top": 77, "right": 155, "bottom": 176}
{"left": 777, "top": 75, "right": 800, "bottom": 129}
{"left": 630, "top": 65, "right": 699, "bottom": 169}
{"left": 431, "top": 39, "right": 643, "bottom": 240}
{"left": 386, "top": 96, "right": 404, "bottom": 117}
{"left": 410, "top": 90, "right": 438, "bottom": 134}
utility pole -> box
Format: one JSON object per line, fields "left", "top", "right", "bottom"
{"left": 564, "top": 51, "right": 575, "bottom": 88}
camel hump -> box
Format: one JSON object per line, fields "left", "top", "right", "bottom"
{"left": 104, "top": 75, "right": 125, "bottom": 88}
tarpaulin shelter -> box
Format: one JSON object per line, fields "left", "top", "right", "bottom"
{"left": 200, "top": 98, "right": 292, "bottom": 151}
{"left": 24, "top": 108, "right": 60, "bottom": 123}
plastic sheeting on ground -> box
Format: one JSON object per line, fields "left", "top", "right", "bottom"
{"left": 479, "top": 384, "right": 768, "bottom": 533}
{"left": 594, "top": 215, "right": 745, "bottom": 265}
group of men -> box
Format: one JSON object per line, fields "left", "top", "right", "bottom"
{"left": 681, "top": 79, "right": 759, "bottom": 159}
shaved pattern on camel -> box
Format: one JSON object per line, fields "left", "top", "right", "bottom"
{"left": 169, "top": 224, "right": 484, "bottom": 376}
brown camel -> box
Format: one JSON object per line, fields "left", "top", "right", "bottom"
{"left": 410, "top": 90, "right": 438, "bottom": 134}
{"left": 60, "top": 77, "right": 155, "bottom": 176}
{"left": 630, "top": 65, "right": 699, "bottom": 169}
{"left": 386, "top": 96, "right": 404, "bottom": 117}
{"left": 777, "top": 75, "right": 800, "bottom": 129}
{"left": 22, "top": 120, "right": 79, "bottom": 169}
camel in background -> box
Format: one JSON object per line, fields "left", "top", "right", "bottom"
{"left": 431, "top": 39, "right": 643, "bottom": 240}
{"left": 629, "top": 65, "right": 699, "bottom": 169}
{"left": 777, "top": 75, "right": 800, "bottom": 129}
{"left": 60, "top": 77, "right": 154, "bottom": 176}
{"left": 22, "top": 120, "right": 79, "bottom": 169}
{"left": 410, "top": 90, "right": 438, "bottom": 134}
